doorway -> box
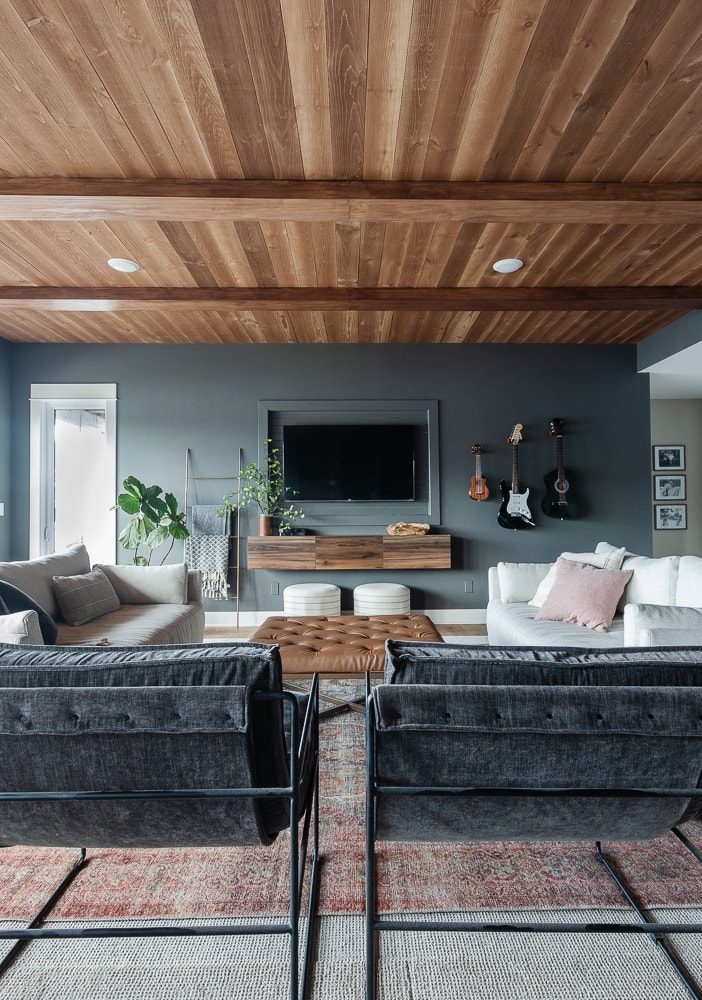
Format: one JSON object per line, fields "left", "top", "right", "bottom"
{"left": 29, "top": 384, "right": 117, "bottom": 562}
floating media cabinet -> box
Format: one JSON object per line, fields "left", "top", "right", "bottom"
{"left": 246, "top": 534, "right": 451, "bottom": 570}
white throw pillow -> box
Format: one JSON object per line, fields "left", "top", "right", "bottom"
{"left": 94, "top": 563, "right": 188, "bottom": 605}
{"left": 618, "top": 554, "right": 678, "bottom": 609}
{"left": 529, "top": 546, "right": 626, "bottom": 608}
{"left": 496, "top": 562, "right": 553, "bottom": 604}
{"left": 676, "top": 556, "right": 702, "bottom": 607}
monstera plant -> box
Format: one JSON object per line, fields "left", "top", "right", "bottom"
{"left": 114, "top": 476, "right": 189, "bottom": 565}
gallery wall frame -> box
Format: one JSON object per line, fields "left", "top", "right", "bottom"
{"left": 654, "top": 504, "right": 687, "bottom": 530}
{"left": 654, "top": 474, "right": 686, "bottom": 501}
{"left": 653, "top": 445, "right": 685, "bottom": 471}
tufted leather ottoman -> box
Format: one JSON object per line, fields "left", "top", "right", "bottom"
{"left": 250, "top": 614, "right": 443, "bottom": 677}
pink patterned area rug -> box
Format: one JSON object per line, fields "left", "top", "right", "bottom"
{"left": 1, "top": 694, "right": 702, "bottom": 920}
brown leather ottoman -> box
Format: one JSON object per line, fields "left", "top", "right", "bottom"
{"left": 249, "top": 613, "right": 443, "bottom": 677}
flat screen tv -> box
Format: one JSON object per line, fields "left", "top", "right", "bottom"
{"left": 283, "top": 424, "right": 416, "bottom": 502}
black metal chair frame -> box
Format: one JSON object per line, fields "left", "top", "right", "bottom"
{"left": 0, "top": 676, "right": 321, "bottom": 1000}
{"left": 365, "top": 678, "right": 702, "bottom": 1000}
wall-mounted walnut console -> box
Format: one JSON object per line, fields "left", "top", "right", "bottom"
{"left": 246, "top": 534, "right": 451, "bottom": 570}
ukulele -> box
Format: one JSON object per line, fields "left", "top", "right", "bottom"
{"left": 468, "top": 444, "right": 490, "bottom": 501}
{"left": 498, "top": 423, "right": 534, "bottom": 529}
{"left": 542, "top": 417, "right": 579, "bottom": 519}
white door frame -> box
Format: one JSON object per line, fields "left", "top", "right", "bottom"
{"left": 29, "top": 383, "right": 117, "bottom": 558}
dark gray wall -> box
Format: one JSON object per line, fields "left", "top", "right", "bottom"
{"left": 8, "top": 343, "right": 652, "bottom": 612}
{"left": 0, "top": 340, "right": 10, "bottom": 560}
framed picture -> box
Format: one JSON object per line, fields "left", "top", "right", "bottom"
{"left": 654, "top": 474, "right": 686, "bottom": 501}
{"left": 653, "top": 445, "right": 685, "bottom": 471}
{"left": 655, "top": 504, "right": 687, "bottom": 530}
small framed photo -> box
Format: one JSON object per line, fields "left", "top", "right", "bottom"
{"left": 654, "top": 474, "right": 686, "bottom": 501}
{"left": 655, "top": 504, "right": 687, "bottom": 530}
{"left": 653, "top": 445, "right": 685, "bottom": 471}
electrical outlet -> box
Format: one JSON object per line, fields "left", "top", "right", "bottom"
{"left": 271, "top": 581, "right": 280, "bottom": 596}
{"left": 464, "top": 579, "right": 473, "bottom": 593}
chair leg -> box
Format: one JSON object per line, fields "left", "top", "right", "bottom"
{"left": 0, "top": 847, "right": 88, "bottom": 976}
{"left": 673, "top": 825, "right": 702, "bottom": 867}
{"left": 285, "top": 680, "right": 366, "bottom": 720}
{"left": 595, "top": 841, "right": 702, "bottom": 1000}
{"left": 296, "top": 683, "right": 321, "bottom": 1000}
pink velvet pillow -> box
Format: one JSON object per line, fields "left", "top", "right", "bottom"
{"left": 534, "top": 558, "right": 633, "bottom": 632}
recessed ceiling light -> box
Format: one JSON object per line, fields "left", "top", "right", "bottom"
{"left": 492, "top": 258, "right": 524, "bottom": 273}
{"left": 107, "top": 257, "right": 140, "bottom": 272}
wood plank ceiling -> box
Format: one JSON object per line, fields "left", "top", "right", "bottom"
{"left": 0, "top": 0, "right": 699, "bottom": 345}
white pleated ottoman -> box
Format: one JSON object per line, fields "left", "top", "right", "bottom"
{"left": 283, "top": 582, "right": 341, "bottom": 616}
{"left": 353, "top": 582, "right": 410, "bottom": 616}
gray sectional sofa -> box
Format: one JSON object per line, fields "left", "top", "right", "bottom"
{"left": 0, "top": 544, "right": 205, "bottom": 646}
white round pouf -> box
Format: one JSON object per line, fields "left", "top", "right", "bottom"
{"left": 283, "top": 583, "right": 341, "bottom": 616}
{"left": 353, "top": 582, "right": 410, "bottom": 616}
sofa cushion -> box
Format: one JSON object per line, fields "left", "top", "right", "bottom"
{"left": 486, "top": 599, "right": 625, "bottom": 648}
{"left": 0, "top": 640, "right": 282, "bottom": 689}
{"left": 54, "top": 602, "right": 204, "bottom": 646}
{"left": 535, "top": 558, "right": 633, "bottom": 632}
{"left": 496, "top": 562, "right": 553, "bottom": 604}
{"left": 94, "top": 563, "right": 188, "bottom": 605}
{"left": 529, "top": 546, "right": 626, "bottom": 607}
{"left": 619, "top": 553, "right": 679, "bottom": 609}
{"left": 0, "top": 545, "right": 90, "bottom": 620}
{"left": 676, "top": 556, "right": 702, "bottom": 607}
{"left": 385, "top": 639, "right": 702, "bottom": 687}
{"left": 372, "top": 681, "right": 702, "bottom": 842}
{"left": 53, "top": 567, "right": 121, "bottom": 626}
{"left": 595, "top": 542, "right": 679, "bottom": 610}
{"left": 0, "top": 581, "right": 58, "bottom": 645}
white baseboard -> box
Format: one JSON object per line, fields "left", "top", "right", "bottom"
{"left": 205, "top": 608, "right": 487, "bottom": 627}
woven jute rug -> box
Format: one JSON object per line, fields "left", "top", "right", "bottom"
{"left": 0, "top": 909, "right": 701, "bottom": 999}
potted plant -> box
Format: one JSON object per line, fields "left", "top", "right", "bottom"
{"left": 220, "top": 440, "right": 304, "bottom": 536}
{"left": 114, "top": 476, "right": 189, "bottom": 565}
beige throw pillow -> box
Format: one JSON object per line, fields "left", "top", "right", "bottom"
{"left": 53, "top": 567, "right": 121, "bottom": 626}
{"left": 535, "top": 558, "right": 633, "bottom": 632}
{"left": 94, "top": 563, "right": 188, "bottom": 605}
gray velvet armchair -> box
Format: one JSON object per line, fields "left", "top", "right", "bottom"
{"left": 0, "top": 640, "right": 319, "bottom": 1000}
{"left": 366, "top": 641, "right": 702, "bottom": 1000}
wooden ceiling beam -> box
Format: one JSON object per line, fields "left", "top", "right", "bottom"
{"left": 0, "top": 286, "right": 699, "bottom": 312}
{"left": 0, "top": 180, "right": 699, "bottom": 224}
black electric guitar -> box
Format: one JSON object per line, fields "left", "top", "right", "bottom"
{"left": 542, "top": 417, "right": 579, "bottom": 519}
{"left": 498, "top": 424, "right": 534, "bottom": 529}
{"left": 468, "top": 444, "right": 490, "bottom": 501}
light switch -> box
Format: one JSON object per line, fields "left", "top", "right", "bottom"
{"left": 0, "top": 503, "right": 4, "bottom": 516}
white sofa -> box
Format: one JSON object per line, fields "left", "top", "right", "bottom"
{"left": 487, "top": 541, "right": 702, "bottom": 648}
{"left": 0, "top": 544, "right": 205, "bottom": 646}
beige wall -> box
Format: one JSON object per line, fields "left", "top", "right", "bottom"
{"left": 651, "top": 398, "right": 702, "bottom": 556}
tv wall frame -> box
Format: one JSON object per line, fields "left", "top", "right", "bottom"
{"left": 259, "top": 399, "right": 440, "bottom": 526}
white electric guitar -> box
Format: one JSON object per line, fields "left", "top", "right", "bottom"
{"left": 498, "top": 423, "right": 534, "bottom": 529}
